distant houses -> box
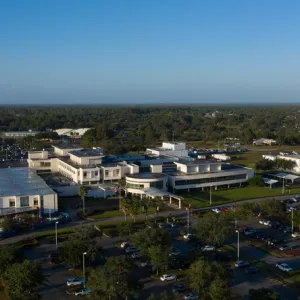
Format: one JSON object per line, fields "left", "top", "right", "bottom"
{"left": 253, "top": 138, "right": 277, "bottom": 146}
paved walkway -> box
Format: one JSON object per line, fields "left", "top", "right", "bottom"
{"left": 0, "top": 193, "right": 297, "bottom": 246}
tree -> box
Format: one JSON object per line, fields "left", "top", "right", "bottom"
{"left": 120, "top": 198, "right": 131, "bottom": 222}
{"left": 148, "top": 245, "right": 170, "bottom": 275}
{"left": 78, "top": 186, "right": 89, "bottom": 214}
{"left": 133, "top": 227, "right": 171, "bottom": 257}
{"left": 0, "top": 215, "right": 15, "bottom": 232}
{"left": 208, "top": 275, "right": 231, "bottom": 300}
{"left": 118, "top": 222, "right": 133, "bottom": 239}
{"left": 59, "top": 225, "right": 99, "bottom": 268}
{"left": 248, "top": 175, "right": 264, "bottom": 187}
{"left": 195, "top": 212, "right": 233, "bottom": 246}
{"left": 5, "top": 260, "right": 45, "bottom": 299}
{"left": 88, "top": 256, "right": 141, "bottom": 300}
{"left": 248, "top": 288, "right": 279, "bottom": 300}
{"left": 0, "top": 246, "right": 23, "bottom": 278}
{"left": 255, "top": 159, "right": 276, "bottom": 171}
{"left": 147, "top": 291, "right": 182, "bottom": 300}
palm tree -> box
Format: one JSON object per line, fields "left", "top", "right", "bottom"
{"left": 151, "top": 197, "right": 162, "bottom": 218}
{"left": 78, "top": 186, "right": 88, "bottom": 215}
{"left": 120, "top": 198, "right": 131, "bottom": 222}
{"left": 129, "top": 197, "right": 140, "bottom": 223}
{"left": 141, "top": 197, "right": 151, "bottom": 221}
{"left": 118, "top": 178, "right": 127, "bottom": 210}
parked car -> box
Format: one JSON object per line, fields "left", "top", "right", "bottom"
{"left": 169, "top": 250, "right": 182, "bottom": 257}
{"left": 275, "top": 263, "right": 293, "bottom": 272}
{"left": 160, "top": 274, "right": 177, "bottom": 281}
{"left": 75, "top": 288, "right": 91, "bottom": 297}
{"left": 235, "top": 260, "right": 250, "bottom": 268}
{"left": 291, "top": 232, "right": 300, "bottom": 238}
{"left": 288, "top": 206, "right": 297, "bottom": 212}
{"left": 158, "top": 223, "right": 165, "bottom": 228}
{"left": 172, "top": 283, "right": 186, "bottom": 293}
{"left": 121, "top": 242, "right": 130, "bottom": 248}
{"left": 283, "top": 227, "right": 292, "bottom": 234}
{"left": 140, "top": 261, "right": 149, "bottom": 267}
{"left": 288, "top": 198, "right": 298, "bottom": 203}
{"left": 258, "top": 220, "right": 265, "bottom": 225}
{"left": 67, "top": 277, "right": 85, "bottom": 287}
{"left": 131, "top": 252, "right": 141, "bottom": 259}
{"left": 212, "top": 208, "right": 221, "bottom": 213}
{"left": 244, "top": 268, "right": 259, "bottom": 274}
{"left": 278, "top": 244, "right": 292, "bottom": 251}
{"left": 170, "top": 222, "right": 177, "bottom": 228}
{"left": 220, "top": 207, "right": 229, "bottom": 212}
{"left": 48, "top": 252, "right": 59, "bottom": 264}
{"left": 263, "top": 220, "right": 272, "bottom": 226}
{"left": 244, "top": 228, "right": 256, "bottom": 236}
{"left": 184, "top": 293, "right": 200, "bottom": 300}
{"left": 183, "top": 233, "right": 196, "bottom": 240}
{"left": 125, "top": 246, "right": 140, "bottom": 253}
{"left": 201, "top": 245, "right": 216, "bottom": 252}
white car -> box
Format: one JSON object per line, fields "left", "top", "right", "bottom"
{"left": 258, "top": 220, "right": 264, "bottom": 224}
{"left": 263, "top": 220, "right": 272, "bottom": 226}
{"left": 275, "top": 263, "right": 293, "bottom": 272}
{"left": 160, "top": 274, "right": 177, "bottom": 281}
{"left": 183, "top": 233, "right": 196, "bottom": 240}
{"left": 66, "top": 277, "right": 85, "bottom": 287}
{"left": 169, "top": 250, "right": 182, "bottom": 256}
{"left": 288, "top": 198, "right": 298, "bottom": 203}
{"left": 201, "top": 245, "right": 216, "bottom": 251}
{"left": 121, "top": 242, "right": 130, "bottom": 248}
{"left": 170, "top": 222, "right": 177, "bottom": 228}
{"left": 75, "top": 288, "right": 91, "bottom": 297}
{"left": 292, "top": 232, "right": 300, "bottom": 238}
{"left": 184, "top": 293, "right": 200, "bottom": 300}
{"left": 125, "top": 246, "right": 139, "bottom": 253}
{"left": 140, "top": 261, "right": 149, "bottom": 267}
{"left": 131, "top": 252, "right": 141, "bottom": 259}
{"left": 212, "top": 208, "right": 221, "bottom": 213}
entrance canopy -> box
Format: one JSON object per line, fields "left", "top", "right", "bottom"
{"left": 269, "top": 173, "right": 300, "bottom": 183}
{"left": 142, "top": 188, "right": 182, "bottom": 200}
{"left": 263, "top": 178, "right": 278, "bottom": 187}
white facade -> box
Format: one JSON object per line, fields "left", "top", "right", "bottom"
{"left": 0, "top": 168, "right": 57, "bottom": 216}
{"left": 262, "top": 154, "right": 277, "bottom": 161}
{"left": 147, "top": 142, "right": 189, "bottom": 158}
{"left": 55, "top": 128, "right": 91, "bottom": 137}
{"left": 253, "top": 138, "right": 277, "bottom": 146}
{"left": 211, "top": 153, "right": 231, "bottom": 161}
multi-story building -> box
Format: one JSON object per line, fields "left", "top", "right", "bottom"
{"left": 28, "top": 142, "right": 254, "bottom": 199}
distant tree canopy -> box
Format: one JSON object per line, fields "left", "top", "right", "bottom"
{"left": 1, "top": 106, "right": 300, "bottom": 149}
{"left": 256, "top": 158, "right": 296, "bottom": 171}
{"left": 248, "top": 175, "right": 265, "bottom": 187}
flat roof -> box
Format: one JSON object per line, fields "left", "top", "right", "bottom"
{"left": 53, "top": 144, "right": 82, "bottom": 150}
{"left": 0, "top": 168, "right": 55, "bottom": 197}
{"left": 126, "top": 172, "right": 167, "bottom": 179}
{"left": 69, "top": 149, "right": 104, "bottom": 157}
{"left": 176, "top": 159, "right": 220, "bottom": 166}
{"left": 5, "top": 131, "right": 38, "bottom": 135}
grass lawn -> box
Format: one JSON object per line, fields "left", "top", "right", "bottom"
{"left": 87, "top": 207, "right": 156, "bottom": 220}
{"left": 178, "top": 186, "right": 300, "bottom": 208}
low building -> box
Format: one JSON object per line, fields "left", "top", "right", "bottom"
{"left": 4, "top": 131, "right": 39, "bottom": 138}
{"left": 211, "top": 153, "right": 231, "bottom": 161}
{"left": 55, "top": 128, "right": 91, "bottom": 137}
{"left": 253, "top": 138, "right": 277, "bottom": 146}
{"left": 262, "top": 154, "right": 277, "bottom": 161}
{"left": 0, "top": 168, "right": 57, "bottom": 216}
{"left": 146, "top": 142, "right": 189, "bottom": 158}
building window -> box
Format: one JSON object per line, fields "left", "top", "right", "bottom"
{"left": 20, "top": 196, "right": 29, "bottom": 207}
{"left": 105, "top": 170, "right": 109, "bottom": 176}
{"left": 83, "top": 172, "right": 87, "bottom": 178}
{"left": 116, "top": 170, "right": 120, "bottom": 175}
{"left": 9, "top": 199, "right": 15, "bottom": 207}
{"left": 95, "top": 171, "right": 98, "bottom": 177}
{"left": 33, "top": 198, "right": 39, "bottom": 206}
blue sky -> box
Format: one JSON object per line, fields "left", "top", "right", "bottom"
{"left": 1, "top": 0, "right": 300, "bottom": 104}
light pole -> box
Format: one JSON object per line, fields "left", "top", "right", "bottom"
{"left": 210, "top": 185, "right": 212, "bottom": 206}
{"left": 55, "top": 221, "right": 59, "bottom": 250}
{"left": 186, "top": 205, "right": 191, "bottom": 234}
{"left": 236, "top": 230, "right": 240, "bottom": 262}
{"left": 83, "top": 252, "right": 87, "bottom": 288}
{"left": 282, "top": 177, "right": 285, "bottom": 194}
{"left": 292, "top": 209, "right": 294, "bottom": 235}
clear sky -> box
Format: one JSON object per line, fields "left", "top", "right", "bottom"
{"left": 1, "top": 0, "right": 300, "bottom": 104}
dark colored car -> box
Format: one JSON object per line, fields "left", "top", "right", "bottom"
{"left": 172, "top": 283, "right": 187, "bottom": 293}
{"left": 244, "top": 268, "right": 259, "bottom": 274}
{"left": 48, "top": 252, "right": 59, "bottom": 264}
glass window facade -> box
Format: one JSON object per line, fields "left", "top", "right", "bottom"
{"left": 20, "top": 196, "right": 29, "bottom": 207}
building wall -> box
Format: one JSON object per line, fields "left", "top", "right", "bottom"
{"left": 0, "top": 193, "right": 57, "bottom": 213}
{"left": 277, "top": 156, "right": 300, "bottom": 173}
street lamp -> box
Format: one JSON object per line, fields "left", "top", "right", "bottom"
{"left": 292, "top": 209, "right": 294, "bottom": 235}
{"left": 282, "top": 177, "right": 285, "bottom": 194}
{"left": 83, "top": 252, "right": 87, "bottom": 288}
{"left": 210, "top": 185, "right": 212, "bottom": 206}
{"left": 55, "top": 221, "right": 59, "bottom": 250}
{"left": 186, "top": 205, "right": 191, "bottom": 234}
{"left": 236, "top": 230, "right": 240, "bottom": 262}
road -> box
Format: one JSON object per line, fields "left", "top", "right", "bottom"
{"left": 1, "top": 193, "right": 299, "bottom": 246}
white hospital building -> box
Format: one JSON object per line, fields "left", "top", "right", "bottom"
{"left": 27, "top": 142, "right": 254, "bottom": 203}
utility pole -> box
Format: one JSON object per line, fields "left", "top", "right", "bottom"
{"left": 210, "top": 185, "right": 212, "bottom": 205}
{"left": 55, "top": 221, "right": 59, "bottom": 250}
{"left": 292, "top": 209, "right": 294, "bottom": 235}
{"left": 186, "top": 205, "right": 191, "bottom": 234}
{"left": 83, "top": 252, "right": 87, "bottom": 288}
{"left": 282, "top": 177, "right": 285, "bottom": 194}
